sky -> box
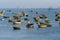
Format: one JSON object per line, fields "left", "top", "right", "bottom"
{"left": 0, "top": 0, "right": 60, "bottom": 8}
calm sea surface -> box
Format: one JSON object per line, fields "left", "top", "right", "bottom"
{"left": 0, "top": 8, "right": 60, "bottom": 40}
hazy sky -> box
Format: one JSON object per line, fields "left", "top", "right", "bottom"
{"left": 0, "top": 0, "right": 60, "bottom": 8}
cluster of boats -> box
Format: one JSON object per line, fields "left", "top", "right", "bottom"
{"left": 0, "top": 9, "right": 60, "bottom": 30}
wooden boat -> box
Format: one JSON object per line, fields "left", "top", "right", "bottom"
{"left": 45, "top": 20, "right": 51, "bottom": 24}
{"left": 26, "top": 23, "right": 34, "bottom": 28}
{"left": 33, "top": 17, "right": 41, "bottom": 22}
{"left": 13, "top": 16, "right": 20, "bottom": 19}
{"left": 55, "top": 18, "right": 60, "bottom": 21}
{"left": 13, "top": 20, "right": 24, "bottom": 24}
{"left": 8, "top": 18, "right": 16, "bottom": 22}
{"left": 39, "top": 16, "right": 44, "bottom": 19}
{"left": 24, "top": 18, "right": 30, "bottom": 21}
{"left": 47, "top": 24, "right": 52, "bottom": 27}
{"left": 56, "top": 13, "right": 60, "bottom": 17}
{"left": 13, "top": 27, "right": 20, "bottom": 30}
{"left": 0, "top": 12, "right": 4, "bottom": 16}
{"left": 42, "top": 14, "right": 48, "bottom": 19}
{"left": 22, "top": 12, "right": 28, "bottom": 17}
{"left": 38, "top": 23, "right": 47, "bottom": 28}
{"left": 3, "top": 16, "right": 9, "bottom": 18}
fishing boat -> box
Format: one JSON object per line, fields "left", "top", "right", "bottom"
{"left": 38, "top": 23, "right": 47, "bottom": 28}
{"left": 13, "top": 26, "right": 20, "bottom": 30}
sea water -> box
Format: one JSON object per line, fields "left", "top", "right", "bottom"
{"left": 0, "top": 8, "right": 60, "bottom": 40}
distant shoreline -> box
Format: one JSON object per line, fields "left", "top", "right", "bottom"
{"left": 0, "top": 8, "right": 60, "bottom": 10}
